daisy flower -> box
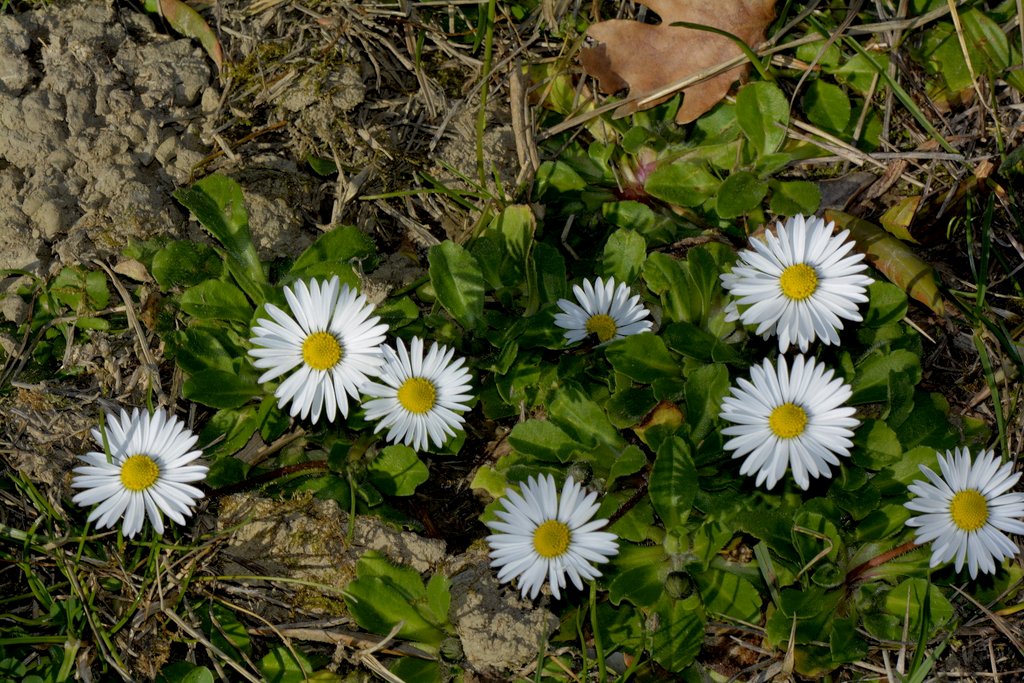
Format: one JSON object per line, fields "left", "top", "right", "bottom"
{"left": 71, "top": 408, "right": 208, "bottom": 538}
{"left": 720, "top": 214, "right": 873, "bottom": 352}
{"left": 249, "top": 276, "right": 389, "bottom": 424}
{"left": 554, "top": 276, "right": 653, "bottom": 344}
{"left": 719, "top": 355, "right": 859, "bottom": 490}
{"left": 905, "top": 447, "right": 1024, "bottom": 579}
{"left": 360, "top": 337, "right": 473, "bottom": 452}
{"left": 485, "top": 474, "right": 619, "bottom": 600}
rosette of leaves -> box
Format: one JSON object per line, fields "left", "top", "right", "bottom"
{"left": 471, "top": 231, "right": 998, "bottom": 676}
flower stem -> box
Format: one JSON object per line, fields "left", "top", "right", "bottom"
{"left": 208, "top": 460, "right": 328, "bottom": 498}
{"left": 845, "top": 540, "right": 919, "bottom": 585}
{"left": 607, "top": 472, "right": 649, "bottom": 527}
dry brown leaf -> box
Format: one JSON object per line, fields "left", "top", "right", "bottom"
{"left": 580, "top": 0, "right": 776, "bottom": 124}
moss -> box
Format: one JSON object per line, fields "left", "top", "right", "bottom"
{"left": 224, "top": 40, "right": 293, "bottom": 96}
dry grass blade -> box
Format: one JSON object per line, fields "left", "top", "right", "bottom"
{"left": 248, "top": 624, "right": 434, "bottom": 659}
{"left": 162, "top": 608, "right": 263, "bottom": 683}
{"left": 952, "top": 585, "right": 1024, "bottom": 656}
{"left": 92, "top": 259, "right": 166, "bottom": 406}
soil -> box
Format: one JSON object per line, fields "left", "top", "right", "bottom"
{"left": 0, "top": 2, "right": 210, "bottom": 273}
{"left": 4, "top": 1, "right": 1022, "bottom": 680}
{"left": 0, "top": 0, "right": 535, "bottom": 678}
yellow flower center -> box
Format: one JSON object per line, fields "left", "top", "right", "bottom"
{"left": 120, "top": 454, "right": 160, "bottom": 491}
{"left": 768, "top": 402, "right": 808, "bottom": 439}
{"left": 302, "top": 331, "right": 342, "bottom": 370}
{"left": 585, "top": 314, "right": 618, "bottom": 342}
{"left": 779, "top": 263, "right": 819, "bottom": 300}
{"left": 533, "top": 519, "right": 571, "bottom": 558}
{"left": 397, "top": 377, "right": 437, "bottom": 414}
{"left": 949, "top": 489, "right": 989, "bottom": 532}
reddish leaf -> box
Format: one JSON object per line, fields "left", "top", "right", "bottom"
{"left": 144, "top": 0, "right": 223, "bottom": 72}
{"left": 580, "top": 0, "right": 776, "bottom": 124}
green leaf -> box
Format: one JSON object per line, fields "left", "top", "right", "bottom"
{"left": 173, "top": 174, "right": 268, "bottom": 302}
{"left": 884, "top": 578, "right": 953, "bottom": 638}
{"left": 390, "top": 659, "right": 442, "bottom": 683}
{"left": 765, "top": 587, "right": 840, "bottom": 646}
{"left": 205, "top": 456, "right": 247, "bottom": 488}
{"left": 608, "top": 543, "right": 670, "bottom": 606}
{"left": 604, "top": 333, "right": 679, "bottom": 383}
{"left": 644, "top": 161, "right": 721, "bottom": 207}
{"left": 735, "top": 81, "right": 789, "bottom": 157}
{"left": 289, "top": 225, "right": 376, "bottom": 280}
{"left": 850, "top": 349, "right": 922, "bottom": 404}
{"left": 607, "top": 386, "right": 658, "bottom": 429}
{"left": 835, "top": 52, "right": 889, "bottom": 95}
{"left": 855, "top": 504, "right": 912, "bottom": 541}
{"left": 375, "top": 296, "right": 420, "bottom": 331}
{"left": 830, "top": 617, "right": 868, "bottom": 667}
{"left": 470, "top": 234, "right": 502, "bottom": 290}
{"left": 769, "top": 180, "right": 821, "bottom": 216}
{"left": 258, "top": 646, "right": 314, "bottom": 683}
{"left": 828, "top": 468, "right": 880, "bottom": 520}
{"left": 366, "top": 445, "right": 429, "bottom": 496}
{"left": 428, "top": 241, "right": 485, "bottom": 330}
{"left": 532, "top": 241, "right": 567, "bottom": 304}
{"left": 180, "top": 280, "right": 252, "bottom": 323}
{"left": 716, "top": 171, "right": 768, "bottom": 219}
{"left": 354, "top": 552, "right": 428, "bottom": 602}
{"left": 152, "top": 241, "right": 222, "bottom": 289}
{"left": 960, "top": 8, "right": 1010, "bottom": 75}
{"left": 167, "top": 327, "right": 235, "bottom": 374}
{"left": 802, "top": 80, "right": 851, "bottom": 133}
{"left": 662, "top": 321, "right": 742, "bottom": 364}
{"left": 649, "top": 437, "right": 698, "bottom": 529}
{"left": 882, "top": 444, "right": 946, "bottom": 488}
{"left": 157, "top": 663, "right": 215, "bottom": 683}
{"left": 183, "top": 369, "right": 259, "bottom": 409}
{"left": 306, "top": 155, "right": 338, "bottom": 176}
{"left": 601, "top": 200, "right": 683, "bottom": 245}
{"left": 796, "top": 40, "right": 841, "bottom": 70}
{"left": 696, "top": 569, "right": 762, "bottom": 622}
{"left": 608, "top": 445, "right": 647, "bottom": 487}
{"left": 863, "top": 281, "right": 908, "bottom": 327}
{"left": 345, "top": 555, "right": 447, "bottom": 646}
{"left": 685, "top": 363, "right": 730, "bottom": 443}
{"left": 470, "top": 465, "right": 508, "bottom": 498}
{"left": 650, "top": 595, "right": 704, "bottom": 672}
{"left": 892, "top": 391, "right": 956, "bottom": 451}
{"left": 608, "top": 494, "right": 659, "bottom": 543}
{"left": 490, "top": 205, "right": 535, "bottom": 267}
{"left": 203, "top": 602, "right": 250, "bottom": 660}
{"left": 198, "top": 406, "right": 259, "bottom": 459}
{"left": 140, "top": 0, "right": 223, "bottom": 71}
{"left": 535, "top": 159, "right": 587, "bottom": 196}
{"left": 52, "top": 266, "right": 110, "bottom": 311}
{"left": 76, "top": 316, "right": 110, "bottom": 330}
{"left": 508, "top": 420, "right": 576, "bottom": 462}
{"left": 851, "top": 419, "right": 902, "bottom": 469}
{"left": 548, "top": 385, "right": 623, "bottom": 451}
{"left": 425, "top": 573, "right": 451, "bottom": 625}
{"left": 792, "top": 511, "right": 843, "bottom": 567}
{"left": 602, "top": 229, "right": 647, "bottom": 284}
{"left": 686, "top": 244, "right": 731, "bottom": 324}
{"left": 643, "top": 253, "right": 698, "bottom": 323}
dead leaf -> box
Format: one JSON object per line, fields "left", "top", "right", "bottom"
{"left": 825, "top": 210, "right": 947, "bottom": 317}
{"left": 580, "top": 0, "right": 776, "bottom": 124}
